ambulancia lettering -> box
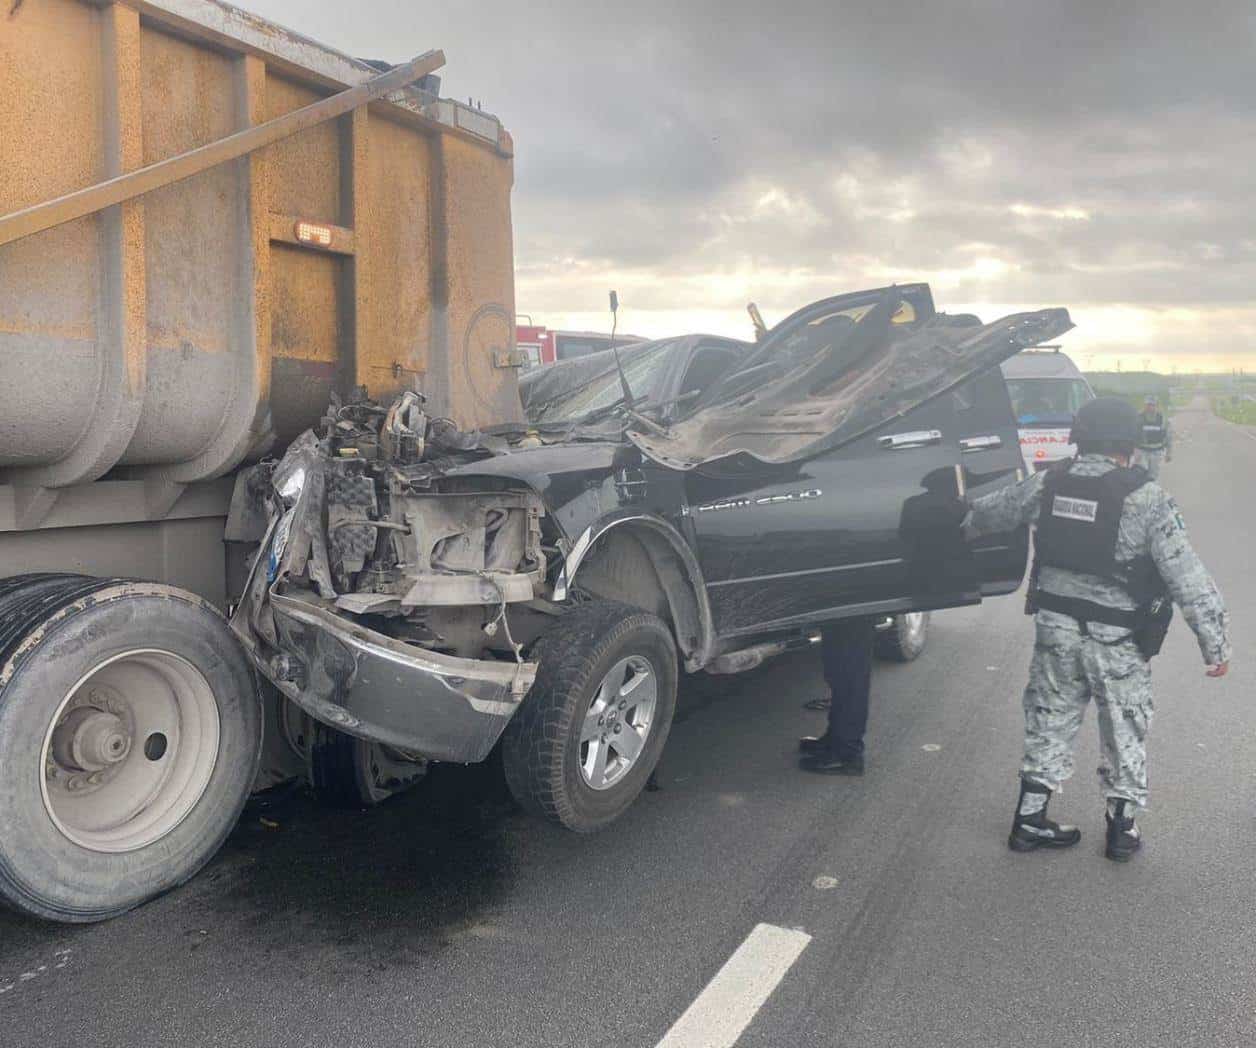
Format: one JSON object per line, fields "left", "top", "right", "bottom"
{"left": 1051, "top": 495, "right": 1099, "bottom": 523}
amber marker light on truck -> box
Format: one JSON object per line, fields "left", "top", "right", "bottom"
{"left": 295, "top": 220, "right": 333, "bottom": 247}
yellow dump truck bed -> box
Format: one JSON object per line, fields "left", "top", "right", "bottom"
{"left": 0, "top": 0, "right": 520, "bottom": 497}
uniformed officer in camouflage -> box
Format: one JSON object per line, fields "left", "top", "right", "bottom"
{"left": 1133, "top": 394, "right": 1172, "bottom": 479}
{"left": 964, "top": 397, "right": 1229, "bottom": 861}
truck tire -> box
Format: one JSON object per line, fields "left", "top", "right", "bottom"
{"left": 502, "top": 600, "right": 677, "bottom": 832}
{"left": 0, "top": 573, "right": 84, "bottom": 605}
{"left": 306, "top": 718, "right": 428, "bottom": 808}
{"left": 875, "top": 611, "right": 931, "bottom": 662}
{"left": 0, "top": 577, "right": 262, "bottom": 923}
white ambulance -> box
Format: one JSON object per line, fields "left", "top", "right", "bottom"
{"left": 1000, "top": 349, "right": 1096, "bottom": 471}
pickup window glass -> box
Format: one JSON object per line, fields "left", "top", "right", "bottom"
{"left": 952, "top": 379, "right": 977, "bottom": 412}
{"left": 679, "top": 346, "right": 742, "bottom": 401}
{"left": 1005, "top": 378, "right": 1093, "bottom": 426}
{"left": 555, "top": 337, "right": 610, "bottom": 360}
{"left": 527, "top": 342, "right": 676, "bottom": 423}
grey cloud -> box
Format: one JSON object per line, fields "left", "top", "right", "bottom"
{"left": 245, "top": 0, "right": 1256, "bottom": 354}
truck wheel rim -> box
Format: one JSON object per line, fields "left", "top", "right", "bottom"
{"left": 902, "top": 612, "right": 926, "bottom": 645}
{"left": 579, "top": 655, "right": 657, "bottom": 791}
{"left": 40, "top": 650, "right": 221, "bottom": 854}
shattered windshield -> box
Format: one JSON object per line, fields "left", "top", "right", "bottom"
{"left": 525, "top": 340, "right": 677, "bottom": 424}
{"left": 1006, "top": 378, "right": 1093, "bottom": 426}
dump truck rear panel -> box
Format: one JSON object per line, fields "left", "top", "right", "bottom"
{"left": 0, "top": 0, "right": 522, "bottom": 924}
{"left": 1, "top": 0, "right": 519, "bottom": 506}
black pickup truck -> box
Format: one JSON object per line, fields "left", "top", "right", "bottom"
{"left": 235, "top": 282, "right": 1070, "bottom": 830}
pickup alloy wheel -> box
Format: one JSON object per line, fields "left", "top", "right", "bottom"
{"left": 579, "top": 655, "right": 658, "bottom": 791}
{"left": 502, "top": 600, "right": 677, "bottom": 832}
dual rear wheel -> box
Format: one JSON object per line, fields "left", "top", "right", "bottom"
{"left": 0, "top": 575, "right": 261, "bottom": 923}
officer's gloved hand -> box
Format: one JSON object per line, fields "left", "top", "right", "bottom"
{"left": 899, "top": 490, "right": 970, "bottom": 534}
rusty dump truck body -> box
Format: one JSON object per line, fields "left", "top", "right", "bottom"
{"left": 0, "top": 0, "right": 521, "bottom": 602}
{"left": 0, "top": 0, "right": 534, "bottom": 923}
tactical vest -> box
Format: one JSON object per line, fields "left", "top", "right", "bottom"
{"left": 1139, "top": 412, "right": 1166, "bottom": 449}
{"left": 1028, "top": 461, "right": 1168, "bottom": 633}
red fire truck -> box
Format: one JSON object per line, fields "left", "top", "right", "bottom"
{"left": 516, "top": 321, "right": 647, "bottom": 368}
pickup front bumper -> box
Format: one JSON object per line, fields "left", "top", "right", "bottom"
{"left": 257, "top": 589, "right": 536, "bottom": 764}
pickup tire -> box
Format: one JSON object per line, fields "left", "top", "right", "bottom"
{"left": 502, "top": 600, "right": 676, "bottom": 832}
{"left": 0, "top": 575, "right": 261, "bottom": 923}
{"left": 875, "top": 611, "right": 931, "bottom": 662}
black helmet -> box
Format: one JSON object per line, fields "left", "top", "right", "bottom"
{"left": 1070, "top": 397, "right": 1140, "bottom": 449}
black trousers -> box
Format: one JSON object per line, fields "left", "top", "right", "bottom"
{"left": 819, "top": 618, "right": 876, "bottom": 758}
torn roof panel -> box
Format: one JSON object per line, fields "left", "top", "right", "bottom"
{"left": 628, "top": 284, "right": 1073, "bottom": 470}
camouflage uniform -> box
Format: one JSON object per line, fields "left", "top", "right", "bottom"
{"left": 1134, "top": 413, "right": 1171, "bottom": 479}
{"left": 966, "top": 454, "right": 1229, "bottom": 809}
{"left": 1132, "top": 446, "right": 1165, "bottom": 480}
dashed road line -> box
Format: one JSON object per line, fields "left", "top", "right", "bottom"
{"left": 655, "top": 923, "right": 812, "bottom": 1048}
{"left": 0, "top": 949, "right": 72, "bottom": 996}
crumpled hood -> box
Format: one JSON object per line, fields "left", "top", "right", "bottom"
{"left": 628, "top": 285, "right": 1072, "bottom": 470}
{"left": 440, "top": 439, "right": 625, "bottom": 490}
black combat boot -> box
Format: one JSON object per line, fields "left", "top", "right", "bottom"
{"left": 798, "top": 733, "right": 830, "bottom": 755}
{"left": 799, "top": 751, "right": 865, "bottom": 776}
{"left": 1105, "top": 799, "right": 1142, "bottom": 862}
{"left": 1008, "top": 778, "right": 1081, "bottom": 852}
{"left": 799, "top": 735, "right": 864, "bottom": 775}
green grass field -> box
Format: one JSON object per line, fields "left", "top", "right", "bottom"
{"left": 1084, "top": 371, "right": 1177, "bottom": 415}
{"left": 1213, "top": 397, "right": 1256, "bottom": 426}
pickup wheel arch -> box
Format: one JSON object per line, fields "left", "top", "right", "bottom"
{"left": 554, "top": 515, "right": 715, "bottom": 673}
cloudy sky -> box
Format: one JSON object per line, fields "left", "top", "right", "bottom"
{"left": 247, "top": 0, "right": 1256, "bottom": 371}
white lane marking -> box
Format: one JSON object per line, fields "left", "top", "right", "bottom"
{"left": 0, "top": 949, "right": 72, "bottom": 996}
{"left": 656, "top": 923, "right": 812, "bottom": 1048}
{"left": 812, "top": 876, "right": 839, "bottom": 891}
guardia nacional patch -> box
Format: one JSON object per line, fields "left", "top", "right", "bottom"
{"left": 1051, "top": 495, "right": 1099, "bottom": 523}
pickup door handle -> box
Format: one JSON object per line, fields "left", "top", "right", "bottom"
{"left": 959, "top": 434, "right": 1002, "bottom": 452}
{"left": 878, "top": 429, "right": 942, "bottom": 450}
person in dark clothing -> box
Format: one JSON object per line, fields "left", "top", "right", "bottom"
{"left": 799, "top": 617, "right": 876, "bottom": 775}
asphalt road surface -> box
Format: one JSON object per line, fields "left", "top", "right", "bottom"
{"left": 1, "top": 397, "right": 1249, "bottom": 1048}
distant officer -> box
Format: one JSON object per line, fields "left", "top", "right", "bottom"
{"left": 1134, "top": 394, "right": 1171, "bottom": 478}
{"left": 964, "top": 397, "right": 1229, "bottom": 861}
